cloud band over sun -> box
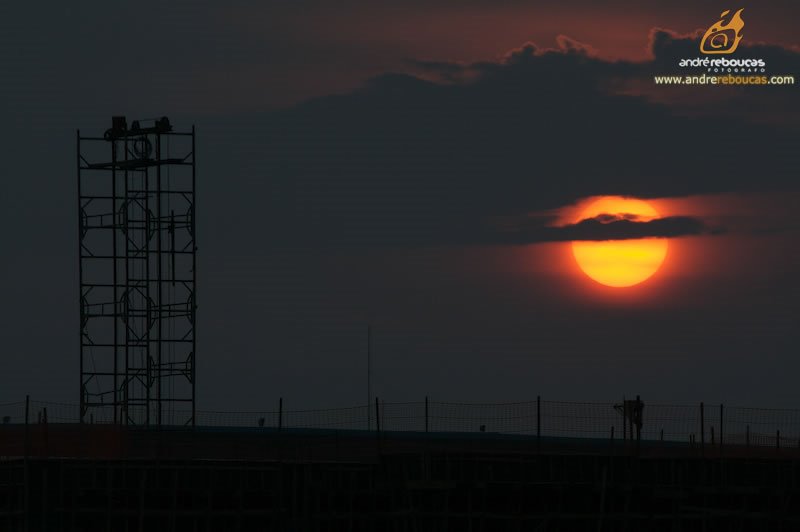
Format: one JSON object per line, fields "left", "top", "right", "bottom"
{"left": 489, "top": 214, "right": 716, "bottom": 245}
{"left": 253, "top": 26, "right": 798, "bottom": 248}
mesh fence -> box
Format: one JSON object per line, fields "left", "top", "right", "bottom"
{"left": 641, "top": 403, "right": 707, "bottom": 443}
{"left": 541, "top": 401, "right": 617, "bottom": 438}
{"left": 724, "top": 406, "right": 800, "bottom": 447}
{"left": 6, "top": 398, "right": 800, "bottom": 448}
{"left": 428, "top": 401, "right": 536, "bottom": 434}
{"left": 0, "top": 401, "right": 26, "bottom": 425}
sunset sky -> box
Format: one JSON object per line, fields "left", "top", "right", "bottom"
{"left": 1, "top": 1, "right": 798, "bottom": 410}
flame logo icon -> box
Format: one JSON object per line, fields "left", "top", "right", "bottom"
{"left": 700, "top": 8, "right": 745, "bottom": 54}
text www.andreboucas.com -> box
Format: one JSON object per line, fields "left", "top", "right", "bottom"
{"left": 654, "top": 74, "right": 795, "bottom": 85}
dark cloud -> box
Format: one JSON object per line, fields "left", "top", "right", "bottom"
{"left": 408, "top": 35, "right": 607, "bottom": 84}
{"left": 647, "top": 28, "right": 704, "bottom": 64}
{"left": 592, "top": 213, "right": 640, "bottom": 223}
{"left": 492, "top": 215, "right": 714, "bottom": 245}
{"left": 242, "top": 29, "right": 797, "bottom": 248}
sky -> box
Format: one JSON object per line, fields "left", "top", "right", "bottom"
{"left": 1, "top": 1, "right": 799, "bottom": 412}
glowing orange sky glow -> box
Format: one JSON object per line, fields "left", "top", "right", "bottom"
{"left": 571, "top": 197, "right": 668, "bottom": 288}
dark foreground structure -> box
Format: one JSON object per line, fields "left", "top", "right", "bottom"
{"left": 1, "top": 425, "right": 799, "bottom": 531}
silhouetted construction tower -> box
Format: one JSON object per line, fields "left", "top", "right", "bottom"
{"left": 78, "top": 116, "right": 196, "bottom": 426}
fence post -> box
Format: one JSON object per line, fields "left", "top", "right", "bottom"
{"left": 24, "top": 395, "right": 29, "bottom": 457}
{"left": 42, "top": 407, "right": 49, "bottom": 457}
{"left": 278, "top": 397, "right": 283, "bottom": 431}
{"left": 375, "top": 397, "right": 381, "bottom": 434}
{"left": 719, "top": 403, "right": 724, "bottom": 457}
{"left": 425, "top": 396, "right": 429, "bottom": 433}
{"left": 635, "top": 395, "right": 641, "bottom": 442}
{"left": 536, "top": 395, "right": 541, "bottom": 451}
{"left": 746, "top": 425, "right": 750, "bottom": 447}
{"left": 700, "top": 402, "right": 705, "bottom": 457}
{"left": 610, "top": 426, "right": 614, "bottom": 453}
{"left": 622, "top": 395, "right": 627, "bottom": 442}
{"left": 777, "top": 430, "right": 780, "bottom": 450}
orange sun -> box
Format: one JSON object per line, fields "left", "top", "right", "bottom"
{"left": 571, "top": 197, "right": 668, "bottom": 288}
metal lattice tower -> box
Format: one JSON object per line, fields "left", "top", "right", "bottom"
{"left": 78, "top": 116, "right": 196, "bottom": 426}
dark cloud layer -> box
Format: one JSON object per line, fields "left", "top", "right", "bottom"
{"left": 244, "top": 29, "right": 798, "bottom": 248}
{"left": 493, "top": 215, "right": 713, "bottom": 245}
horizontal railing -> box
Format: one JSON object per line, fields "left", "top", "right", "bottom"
{"left": 2, "top": 397, "right": 799, "bottom": 449}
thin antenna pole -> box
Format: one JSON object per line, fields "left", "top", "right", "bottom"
{"left": 191, "top": 124, "right": 197, "bottom": 429}
{"left": 367, "top": 325, "right": 372, "bottom": 430}
{"left": 77, "top": 130, "right": 84, "bottom": 423}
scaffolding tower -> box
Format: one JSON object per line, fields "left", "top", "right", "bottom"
{"left": 78, "top": 116, "right": 196, "bottom": 426}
